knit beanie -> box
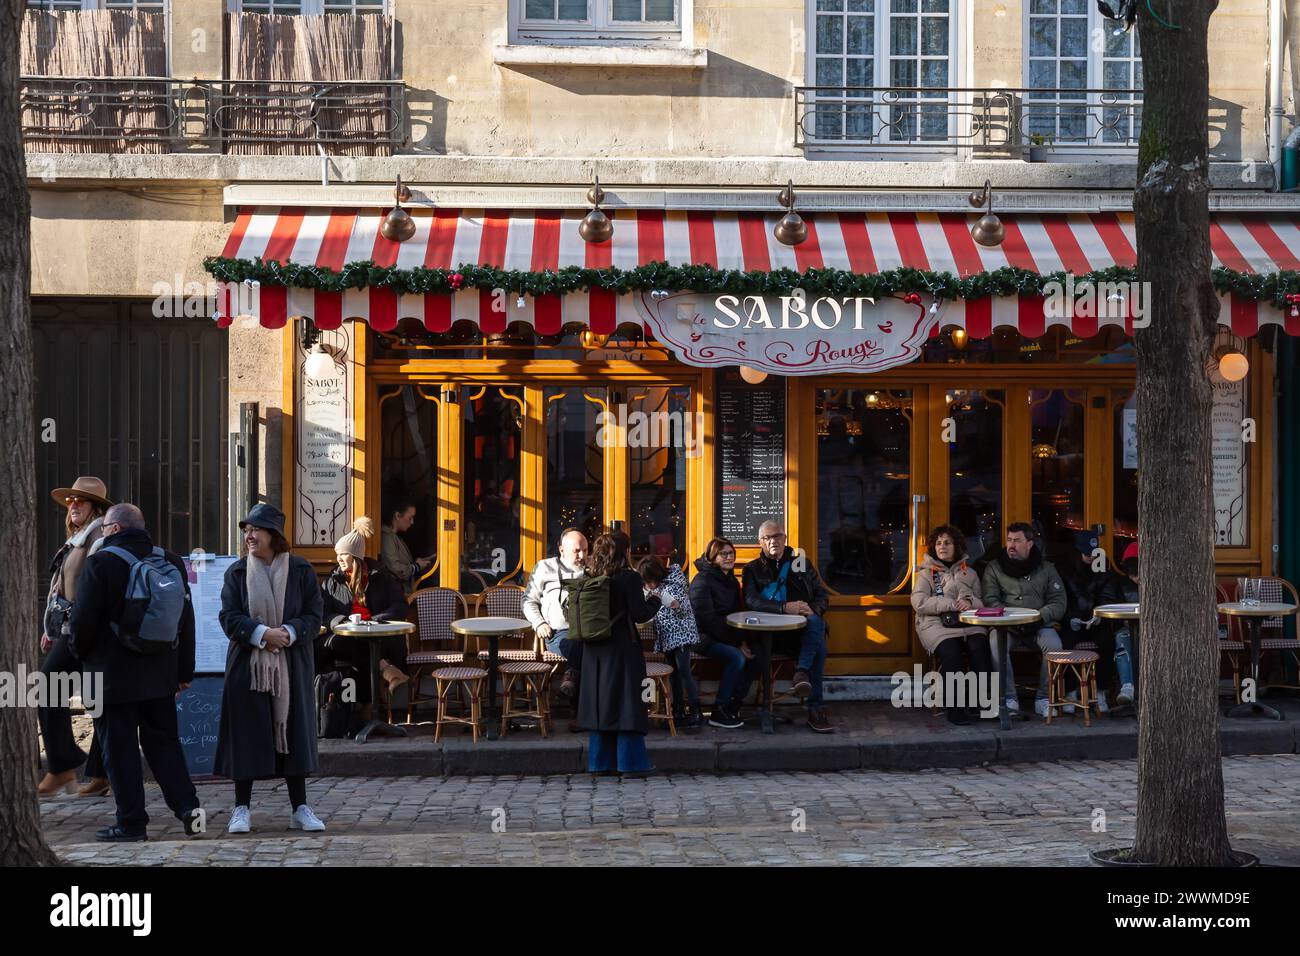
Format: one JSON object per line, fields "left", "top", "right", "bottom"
{"left": 335, "top": 517, "right": 375, "bottom": 558}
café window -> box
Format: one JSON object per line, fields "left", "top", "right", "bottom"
{"left": 461, "top": 386, "right": 525, "bottom": 593}
{"left": 545, "top": 386, "right": 606, "bottom": 549}
{"left": 512, "top": 0, "right": 683, "bottom": 44}
{"left": 816, "top": 388, "right": 912, "bottom": 595}
{"left": 1030, "top": 388, "right": 1086, "bottom": 564}
{"left": 627, "top": 385, "right": 692, "bottom": 566}
{"left": 379, "top": 384, "right": 439, "bottom": 588}
{"left": 1111, "top": 388, "right": 1137, "bottom": 561}
{"left": 947, "top": 389, "right": 1003, "bottom": 563}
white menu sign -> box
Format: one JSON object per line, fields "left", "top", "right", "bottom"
{"left": 185, "top": 554, "right": 237, "bottom": 674}
{"left": 1210, "top": 375, "right": 1248, "bottom": 546}
{"left": 296, "top": 324, "right": 352, "bottom": 546}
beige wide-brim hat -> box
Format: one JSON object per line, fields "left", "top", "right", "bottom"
{"left": 50, "top": 476, "right": 113, "bottom": 510}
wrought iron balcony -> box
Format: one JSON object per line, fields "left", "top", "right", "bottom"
{"left": 794, "top": 85, "right": 1144, "bottom": 155}
{"left": 20, "top": 75, "right": 406, "bottom": 153}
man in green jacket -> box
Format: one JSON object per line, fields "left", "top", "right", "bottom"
{"left": 981, "top": 522, "right": 1067, "bottom": 718}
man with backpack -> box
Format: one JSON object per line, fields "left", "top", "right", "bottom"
{"left": 69, "top": 504, "right": 202, "bottom": 842}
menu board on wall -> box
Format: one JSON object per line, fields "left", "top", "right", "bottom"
{"left": 1210, "top": 375, "right": 1248, "bottom": 546}
{"left": 295, "top": 323, "right": 352, "bottom": 547}
{"left": 185, "top": 554, "right": 238, "bottom": 674}
{"left": 717, "top": 372, "right": 786, "bottom": 543}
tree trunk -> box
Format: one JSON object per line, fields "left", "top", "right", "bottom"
{"left": 1131, "top": 0, "right": 1234, "bottom": 866}
{"left": 0, "top": 0, "right": 59, "bottom": 867}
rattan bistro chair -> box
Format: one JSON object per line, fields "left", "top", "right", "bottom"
{"left": 1227, "top": 577, "right": 1300, "bottom": 695}
{"left": 637, "top": 621, "right": 677, "bottom": 736}
{"left": 404, "top": 587, "right": 469, "bottom": 724}
{"left": 1216, "top": 583, "right": 1246, "bottom": 701}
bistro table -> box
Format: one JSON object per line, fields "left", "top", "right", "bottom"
{"left": 1093, "top": 603, "right": 1141, "bottom": 718}
{"left": 1218, "top": 601, "right": 1297, "bottom": 721}
{"left": 726, "top": 612, "right": 807, "bottom": 734}
{"left": 959, "top": 607, "right": 1041, "bottom": 731}
{"left": 450, "top": 616, "right": 532, "bottom": 741}
{"left": 330, "top": 619, "right": 416, "bottom": 744}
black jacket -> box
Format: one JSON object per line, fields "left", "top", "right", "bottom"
{"left": 69, "top": 528, "right": 196, "bottom": 705}
{"left": 577, "top": 568, "right": 661, "bottom": 734}
{"left": 214, "top": 554, "right": 323, "bottom": 780}
{"left": 742, "top": 546, "right": 830, "bottom": 617}
{"left": 689, "top": 555, "right": 744, "bottom": 646}
{"left": 322, "top": 559, "right": 408, "bottom": 629}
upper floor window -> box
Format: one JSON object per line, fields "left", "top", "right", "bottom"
{"left": 512, "top": 0, "right": 683, "bottom": 44}
{"left": 233, "top": 0, "right": 385, "bottom": 12}
{"left": 1024, "top": 0, "right": 1140, "bottom": 145}
{"left": 807, "top": 0, "right": 956, "bottom": 145}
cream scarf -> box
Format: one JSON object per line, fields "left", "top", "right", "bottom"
{"left": 247, "top": 552, "right": 291, "bottom": 754}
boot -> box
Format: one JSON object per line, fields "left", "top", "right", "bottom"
{"left": 946, "top": 705, "right": 972, "bottom": 726}
{"left": 379, "top": 659, "right": 409, "bottom": 695}
{"left": 78, "top": 777, "right": 111, "bottom": 798}
{"left": 37, "top": 769, "right": 78, "bottom": 798}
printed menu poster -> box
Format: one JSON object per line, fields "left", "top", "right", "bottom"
{"left": 1210, "top": 377, "right": 1248, "bottom": 546}
{"left": 717, "top": 378, "right": 786, "bottom": 542}
{"left": 185, "top": 555, "right": 237, "bottom": 674}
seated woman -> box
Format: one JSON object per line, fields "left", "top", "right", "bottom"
{"left": 319, "top": 518, "right": 410, "bottom": 722}
{"left": 689, "top": 537, "right": 761, "bottom": 730}
{"left": 911, "top": 524, "right": 993, "bottom": 725}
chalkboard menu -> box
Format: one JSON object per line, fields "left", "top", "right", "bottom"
{"left": 717, "top": 372, "right": 786, "bottom": 542}
{"left": 176, "top": 677, "right": 223, "bottom": 779}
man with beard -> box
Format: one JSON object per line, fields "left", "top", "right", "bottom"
{"left": 981, "top": 522, "right": 1068, "bottom": 718}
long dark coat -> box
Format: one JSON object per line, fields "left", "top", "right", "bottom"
{"left": 214, "top": 554, "right": 323, "bottom": 780}
{"left": 577, "top": 568, "right": 661, "bottom": 735}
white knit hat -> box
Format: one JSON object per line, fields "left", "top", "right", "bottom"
{"left": 334, "top": 517, "right": 375, "bottom": 558}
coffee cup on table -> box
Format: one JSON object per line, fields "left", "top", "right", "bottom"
{"left": 349, "top": 613, "right": 363, "bottom": 624}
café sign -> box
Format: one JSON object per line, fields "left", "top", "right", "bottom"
{"left": 636, "top": 290, "right": 938, "bottom": 375}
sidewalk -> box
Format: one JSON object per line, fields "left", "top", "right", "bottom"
{"left": 311, "top": 698, "right": 1300, "bottom": 777}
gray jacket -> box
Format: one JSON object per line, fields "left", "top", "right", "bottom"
{"left": 522, "top": 556, "right": 586, "bottom": 632}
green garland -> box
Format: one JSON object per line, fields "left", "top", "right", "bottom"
{"left": 203, "top": 256, "right": 1300, "bottom": 309}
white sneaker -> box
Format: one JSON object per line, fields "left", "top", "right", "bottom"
{"left": 1096, "top": 691, "right": 1109, "bottom": 713}
{"left": 290, "top": 805, "right": 326, "bottom": 832}
{"left": 227, "top": 805, "right": 251, "bottom": 834}
{"left": 1064, "top": 691, "right": 1078, "bottom": 715}
{"left": 1005, "top": 697, "right": 1020, "bottom": 713}
{"left": 1117, "top": 683, "right": 1134, "bottom": 705}
{"left": 1034, "top": 698, "right": 1051, "bottom": 719}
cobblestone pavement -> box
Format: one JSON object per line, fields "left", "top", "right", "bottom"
{"left": 39, "top": 754, "right": 1300, "bottom": 866}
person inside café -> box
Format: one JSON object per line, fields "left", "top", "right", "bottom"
{"left": 911, "top": 524, "right": 993, "bottom": 725}
{"left": 981, "top": 522, "right": 1068, "bottom": 718}
{"left": 380, "top": 495, "right": 435, "bottom": 596}
{"left": 741, "top": 519, "right": 834, "bottom": 734}
{"left": 522, "top": 527, "right": 589, "bottom": 700}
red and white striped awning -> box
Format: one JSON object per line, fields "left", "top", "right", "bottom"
{"left": 214, "top": 207, "right": 1300, "bottom": 337}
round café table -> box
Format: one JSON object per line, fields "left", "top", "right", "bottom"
{"left": 330, "top": 619, "right": 416, "bottom": 743}
{"left": 959, "top": 607, "right": 1041, "bottom": 731}
{"left": 1218, "top": 601, "right": 1297, "bottom": 721}
{"left": 1093, "top": 603, "right": 1140, "bottom": 718}
{"left": 727, "top": 612, "right": 807, "bottom": 734}
{"left": 450, "top": 616, "right": 532, "bottom": 741}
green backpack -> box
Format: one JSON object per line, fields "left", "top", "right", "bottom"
{"left": 563, "top": 574, "right": 615, "bottom": 642}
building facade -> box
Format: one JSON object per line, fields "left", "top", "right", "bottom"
{"left": 24, "top": 0, "right": 1300, "bottom": 675}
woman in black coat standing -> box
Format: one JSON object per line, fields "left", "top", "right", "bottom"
{"left": 216, "top": 504, "right": 325, "bottom": 834}
{"left": 577, "top": 531, "right": 663, "bottom": 776}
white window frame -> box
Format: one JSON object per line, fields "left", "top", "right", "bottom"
{"left": 1021, "top": 0, "right": 1141, "bottom": 153}
{"left": 228, "top": 0, "right": 388, "bottom": 14}
{"left": 803, "top": 0, "right": 964, "bottom": 155}
{"left": 510, "top": 0, "right": 686, "bottom": 47}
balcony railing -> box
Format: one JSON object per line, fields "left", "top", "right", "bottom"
{"left": 20, "top": 75, "right": 406, "bottom": 153}
{"left": 794, "top": 86, "right": 1144, "bottom": 154}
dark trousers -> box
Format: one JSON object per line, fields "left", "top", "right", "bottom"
{"left": 933, "top": 633, "right": 993, "bottom": 709}
{"left": 38, "top": 633, "right": 105, "bottom": 777}
{"left": 94, "top": 696, "right": 199, "bottom": 834}
{"left": 665, "top": 646, "right": 701, "bottom": 716}
{"left": 236, "top": 776, "right": 307, "bottom": 810}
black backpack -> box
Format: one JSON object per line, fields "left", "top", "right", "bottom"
{"left": 315, "top": 669, "right": 354, "bottom": 739}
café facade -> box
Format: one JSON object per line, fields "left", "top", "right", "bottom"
{"left": 209, "top": 197, "right": 1299, "bottom": 676}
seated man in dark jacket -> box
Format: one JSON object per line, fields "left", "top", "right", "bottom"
{"left": 69, "top": 504, "right": 201, "bottom": 842}
{"left": 741, "top": 520, "right": 834, "bottom": 733}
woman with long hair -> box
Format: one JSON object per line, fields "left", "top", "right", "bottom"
{"left": 215, "top": 504, "right": 325, "bottom": 833}
{"left": 37, "top": 477, "right": 112, "bottom": 797}
{"left": 577, "top": 531, "right": 663, "bottom": 776}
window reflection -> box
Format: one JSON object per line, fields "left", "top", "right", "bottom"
{"left": 816, "top": 388, "right": 912, "bottom": 595}
{"left": 627, "top": 386, "right": 693, "bottom": 566}
{"left": 462, "top": 386, "right": 524, "bottom": 593}
{"left": 947, "top": 389, "right": 1004, "bottom": 564}
{"left": 1030, "top": 388, "right": 1087, "bottom": 567}
{"left": 379, "top": 384, "right": 438, "bottom": 582}
{"left": 545, "top": 387, "right": 605, "bottom": 549}
{"left": 1112, "top": 388, "right": 1137, "bottom": 560}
